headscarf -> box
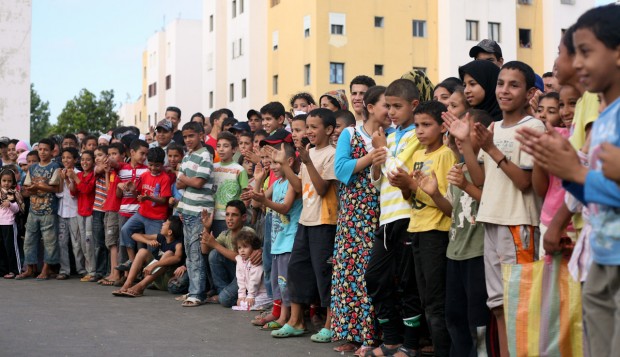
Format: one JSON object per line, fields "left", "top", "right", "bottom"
{"left": 17, "top": 151, "right": 28, "bottom": 165}
{"left": 458, "top": 60, "right": 502, "bottom": 121}
{"left": 320, "top": 89, "right": 349, "bottom": 111}
{"left": 401, "top": 68, "right": 435, "bottom": 102}
{"left": 15, "top": 140, "right": 31, "bottom": 153}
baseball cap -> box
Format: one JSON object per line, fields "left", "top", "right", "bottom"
{"left": 0, "top": 136, "right": 9, "bottom": 146}
{"left": 156, "top": 119, "right": 173, "bottom": 132}
{"left": 534, "top": 74, "right": 545, "bottom": 92}
{"left": 259, "top": 129, "right": 293, "bottom": 147}
{"left": 229, "top": 121, "right": 251, "bottom": 133}
{"left": 469, "top": 39, "right": 503, "bottom": 59}
{"left": 246, "top": 109, "right": 261, "bottom": 120}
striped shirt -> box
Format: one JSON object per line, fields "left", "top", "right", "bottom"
{"left": 93, "top": 176, "right": 106, "bottom": 212}
{"left": 177, "top": 147, "right": 215, "bottom": 217}
{"left": 372, "top": 126, "right": 423, "bottom": 225}
{"left": 118, "top": 162, "right": 149, "bottom": 217}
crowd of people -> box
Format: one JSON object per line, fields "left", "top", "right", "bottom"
{"left": 1, "top": 5, "right": 619, "bottom": 357}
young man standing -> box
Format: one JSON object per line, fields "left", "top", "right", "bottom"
{"left": 349, "top": 75, "right": 376, "bottom": 125}
{"left": 469, "top": 39, "right": 504, "bottom": 67}
{"left": 166, "top": 106, "right": 184, "bottom": 145}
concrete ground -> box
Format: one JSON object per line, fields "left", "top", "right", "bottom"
{"left": 0, "top": 278, "right": 355, "bottom": 357}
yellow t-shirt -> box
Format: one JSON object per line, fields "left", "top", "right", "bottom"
{"left": 407, "top": 145, "right": 458, "bottom": 233}
{"left": 569, "top": 91, "right": 599, "bottom": 151}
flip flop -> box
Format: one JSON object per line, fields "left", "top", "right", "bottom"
{"left": 35, "top": 275, "right": 50, "bottom": 281}
{"left": 56, "top": 273, "right": 69, "bottom": 280}
{"left": 260, "top": 321, "right": 283, "bottom": 331}
{"left": 363, "top": 344, "right": 401, "bottom": 357}
{"left": 270, "top": 324, "right": 307, "bottom": 338}
{"left": 181, "top": 297, "right": 203, "bottom": 307}
{"left": 15, "top": 272, "right": 34, "bottom": 280}
{"left": 112, "top": 289, "right": 128, "bottom": 297}
{"left": 123, "top": 290, "right": 143, "bottom": 298}
{"left": 310, "top": 327, "right": 332, "bottom": 343}
{"left": 100, "top": 279, "right": 117, "bottom": 286}
{"left": 3, "top": 272, "right": 16, "bottom": 279}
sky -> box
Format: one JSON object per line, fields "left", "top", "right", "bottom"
{"left": 32, "top": 0, "right": 202, "bottom": 122}
{"left": 32, "top": 0, "right": 615, "bottom": 122}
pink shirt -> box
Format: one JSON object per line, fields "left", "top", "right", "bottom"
{"left": 0, "top": 202, "right": 19, "bottom": 225}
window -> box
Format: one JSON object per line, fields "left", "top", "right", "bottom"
{"left": 229, "top": 83, "right": 235, "bottom": 102}
{"left": 241, "top": 79, "right": 247, "bottom": 98}
{"left": 209, "top": 15, "right": 213, "bottom": 32}
{"left": 165, "top": 75, "right": 171, "bottom": 90}
{"left": 374, "top": 16, "right": 384, "bottom": 28}
{"left": 232, "top": 41, "right": 236, "bottom": 58}
{"left": 466, "top": 20, "right": 479, "bottom": 41}
{"left": 272, "top": 31, "right": 279, "bottom": 50}
{"left": 560, "top": 0, "right": 575, "bottom": 4}
{"left": 303, "top": 15, "right": 310, "bottom": 37}
{"left": 304, "top": 64, "right": 311, "bottom": 85}
{"left": 154, "top": 112, "right": 157, "bottom": 121}
{"left": 271, "top": 0, "right": 280, "bottom": 6}
{"left": 329, "top": 13, "right": 346, "bottom": 35}
{"left": 240, "top": 0, "right": 244, "bottom": 13}
{"left": 374, "top": 64, "right": 384, "bottom": 76}
{"left": 488, "top": 22, "right": 501, "bottom": 42}
{"left": 209, "top": 91, "right": 214, "bottom": 108}
{"left": 519, "top": 29, "right": 532, "bottom": 48}
{"left": 207, "top": 52, "right": 213, "bottom": 70}
{"left": 148, "top": 82, "right": 157, "bottom": 97}
{"left": 412, "top": 20, "right": 426, "bottom": 37}
{"left": 517, "top": 0, "right": 533, "bottom": 4}
{"left": 273, "top": 75, "right": 279, "bottom": 95}
{"left": 232, "top": 0, "right": 237, "bottom": 18}
{"left": 239, "top": 38, "right": 243, "bottom": 56}
{"left": 330, "top": 62, "right": 344, "bottom": 84}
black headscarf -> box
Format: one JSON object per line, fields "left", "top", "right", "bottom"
{"left": 458, "top": 60, "right": 502, "bottom": 121}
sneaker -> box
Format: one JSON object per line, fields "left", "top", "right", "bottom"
{"left": 115, "top": 260, "right": 133, "bottom": 272}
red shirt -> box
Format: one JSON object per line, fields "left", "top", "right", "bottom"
{"left": 205, "top": 135, "right": 220, "bottom": 163}
{"left": 136, "top": 171, "right": 172, "bottom": 220}
{"left": 73, "top": 171, "right": 96, "bottom": 217}
{"left": 118, "top": 162, "right": 148, "bottom": 218}
{"left": 103, "top": 169, "right": 122, "bottom": 212}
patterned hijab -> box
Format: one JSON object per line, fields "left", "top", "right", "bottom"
{"left": 458, "top": 60, "right": 502, "bottom": 121}
{"left": 401, "top": 68, "right": 435, "bottom": 102}
{"left": 320, "top": 89, "right": 349, "bottom": 111}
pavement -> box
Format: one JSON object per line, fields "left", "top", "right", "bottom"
{"left": 0, "top": 278, "right": 353, "bottom": 357}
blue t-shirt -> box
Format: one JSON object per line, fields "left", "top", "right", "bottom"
{"left": 565, "top": 97, "right": 620, "bottom": 265}
{"left": 26, "top": 161, "right": 61, "bottom": 215}
{"left": 270, "top": 179, "right": 302, "bottom": 254}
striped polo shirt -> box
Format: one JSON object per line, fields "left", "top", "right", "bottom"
{"left": 118, "top": 162, "right": 148, "bottom": 217}
{"left": 177, "top": 147, "right": 215, "bottom": 217}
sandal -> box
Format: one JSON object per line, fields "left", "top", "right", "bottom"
{"left": 80, "top": 275, "right": 92, "bottom": 282}
{"left": 56, "top": 273, "right": 69, "bottom": 280}
{"left": 310, "top": 327, "right": 332, "bottom": 343}
{"left": 15, "top": 271, "right": 35, "bottom": 280}
{"left": 124, "top": 289, "right": 143, "bottom": 298}
{"left": 181, "top": 297, "right": 203, "bottom": 307}
{"left": 334, "top": 342, "right": 359, "bottom": 352}
{"left": 393, "top": 346, "right": 419, "bottom": 357}
{"left": 3, "top": 272, "right": 16, "bottom": 279}
{"left": 364, "top": 344, "right": 402, "bottom": 357}
{"left": 175, "top": 294, "right": 188, "bottom": 302}
{"left": 88, "top": 275, "right": 102, "bottom": 283}
{"left": 100, "top": 279, "right": 117, "bottom": 286}
{"left": 260, "top": 321, "right": 283, "bottom": 331}
{"left": 270, "top": 324, "right": 307, "bottom": 338}
{"left": 252, "top": 313, "right": 276, "bottom": 326}
{"left": 112, "top": 289, "right": 127, "bottom": 297}
{"left": 35, "top": 274, "right": 50, "bottom": 281}
{"left": 115, "top": 260, "right": 132, "bottom": 272}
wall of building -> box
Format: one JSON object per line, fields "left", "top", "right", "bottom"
{"left": 0, "top": 0, "right": 31, "bottom": 141}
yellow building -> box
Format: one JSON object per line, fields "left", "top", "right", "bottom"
{"left": 266, "top": 0, "right": 438, "bottom": 106}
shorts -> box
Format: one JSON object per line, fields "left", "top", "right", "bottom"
{"left": 104, "top": 211, "right": 120, "bottom": 248}
{"left": 287, "top": 224, "right": 336, "bottom": 307}
{"left": 484, "top": 223, "right": 539, "bottom": 309}
{"left": 271, "top": 252, "right": 291, "bottom": 306}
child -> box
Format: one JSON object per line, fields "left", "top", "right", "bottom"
{"left": 91, "top": 146, "right": 109, "bottom": 282}
{"left": 392, "top": 101, "right": 457, "bottom": 357}
{"left": 464, "top": 61, "right": 544, "bottom": 357}
{"left": 459, "top": 59, "right": 502, "bottom": 120}
{"left": 55, "top": 147, "right": 82, "bottom": 280}
{"left": 260, "top": 102, "right": 286, "bottom": 135}
{"left": 70, "top": 150, "right": 97, "bottom": 282}
{"left": 0, "top": 169, "right": 24, "bottom": 279}
{"left": 253, "top": 130, "right": 268, "bottom": 154}
{"left": 330, "top": 85, "right": 387, "bottom": 353}
{"left": 290, "top": 92, "right": 316, "bottom": 115}
{"left": 435, "top": 109, "right": 494, "bottom": 355}
{"left": 270, "top": 108, "right": 338, "bottom": 343}
{"left": 250, "top": 143, "right": 302, "bottom": 329}
{"left": 535, "top": 92, "right": 561, "bottom": 126}
{"left": 117, "top": 147, "right": 172, "bottom": 270}
{"left": 82, "top": 135, "right": 98, "bottom": 152}
{"left": 290, "top": 114, "right": 307, "bottom": 149}
{"left": 558, "top": 85, "right": 579, "bottom": 129}
{"left": 447, "top": 86, "right": 471, "bottom": 117}
{"left": 365, "top": 78, "right": 424, "bottom": 357}
{"left": 112, "top": 216, "right": 184, "bottom": 297}
{"left": 166, "top": 143, "right": 185, "bottom": 213}
{"left": 234, "top": 230, "right": 271, "bottom": 310}
{"left": 212, "top": 132, "right": 248, "bottom": 237}
{"left": 234, "top": 131, "right": 253, "bottom": 164}
{"left": 176, "top": 121, "right": 215, "bottom": 307}
{"left": 247, "top": 109, "right": 263, "bottom": 133}
{"left": 17, "top": 138, "right": 61, "bottom": 280}
{"left": 320, "top": 90, "right": 349, "bottom": 112}
{"left": 332, "top": 110, "right": 356, "bottom": 145}
{"left": 433, "top": 78, "right": 463, "bottom": 107}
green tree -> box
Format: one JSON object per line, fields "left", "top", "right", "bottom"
{"left": 30, "top": 83, "right": 51, "bottom": 143}
{"left": 52, "top": 89, "right": 120, "bottom": 135}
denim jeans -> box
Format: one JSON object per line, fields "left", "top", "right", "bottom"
{"left": 57, "top": 216, "right": 83, "bottom": 275}
{"left": 77, "top": 215, "right": 96, "bottom": 275}
{"left": 92, "top": 210, "right": 108, "bottom": 276}
{"left": 119, "top": 213, "right": 164, "bottom": 251}
{"left": 263, "top": 211, "right": 273, "bottom": 297}
{"left": 24, "top": 214, "right": 58, "bottom": 265}
{"left": 168, "top": 271, "right": 189, "bottom": 294}
{"left": 184, "top": 214, "right": 207, "bottom": 301}
{"left": 208, "top": 249, "right": 238, "bottom": 308}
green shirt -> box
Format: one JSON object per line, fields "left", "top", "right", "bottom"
{"left": 216, "top": 226, "right": 256, "bottom": 250}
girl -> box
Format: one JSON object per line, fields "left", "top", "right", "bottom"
{"left": 69, "top": 150, "right": 97, "bottom": 282}
{"left": 234, "top": 230, "right": 271, "bottom": 310}
{"left": 535, "top": 92, "right": 561, "bottom": 126}
{"left": 6, "top": 140, "right": 18, "bottom": 165}
{"left": 433, "top": 77, "right": 463, "bottom": 107}
{"left": 320, "top": 90, "right": 349, "bottom": 112}
{"left": 559, "top": 85, "right": 579, "bottom": 129}
{"left": 330, "top": 86, "right": 384, "bottom": 354}
{"left": 0, "top": 169, "right": 24, "bottom": 279}
{"left": 447, "top": 86, "right": 471, "bottom": 117}
{"left": 458, "top": 60, "right": 502, "bottom": 121}
{"left": 289, "top": 92, "right": 316, "bottom": 115}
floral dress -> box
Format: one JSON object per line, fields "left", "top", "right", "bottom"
{"left": 330, "top": 128, "right": 380, "bottom": 345}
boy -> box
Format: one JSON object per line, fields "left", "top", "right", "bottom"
{"left": 176, "top": 121, "right": 215, "bottom": 307}
{"left": 165, "top": 106, "right": 184, "bottom": 146}
{"left": 251, "top": 143, "right": 302, "bottom": 330}
{"left": 212, "top": 132, "right": 248, "bottom": 237}
{"left": 150, "top": 119, "right": 175, "bottom": 165}
{"left": 290, "top": 114, "right": 307, "bottom": 148}
{"left": 365, "top": 78, "right": 423, "bottom": 356}
{"left": 392, "top": 101, "right": 457, "bottom": 357}
{"left": 117, "top": 147, "right": 172, "bottom": 270}
{"left": 82, "top": 135, "right": 98, "bottom": 152}
{"left": 465, "top": 61, "right": 544, "bottom": 357}
{"left": 17, "top": 138, "right": 61, "bottom": 280}
{"left": 55, "top": 147, "right": 83, "bottom": 280}
{"left": 332, "top": 110, "right": 356, "bottom": 145}
{"left": 61, "top": 134, "right": 79, "bottom": 149}
{"left": 112, "top": 216, "right": 184, "bottom": 297}
{"left": 247, "top": 109, "right": 263, "bottom": 133}
{"left": 270, "top": 108, "right": 338, "bottom": 341}
{"left": 260, "top": 102, "right": 287, "bottom": 135}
